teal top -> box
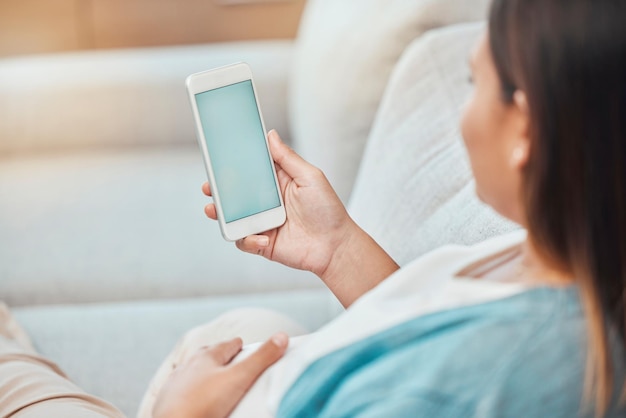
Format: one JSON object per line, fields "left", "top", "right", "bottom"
{"left": 277, "top": 286, "right": 625, "bottom": 417}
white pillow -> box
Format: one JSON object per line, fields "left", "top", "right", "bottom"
{"left": 348, "top": 23, "right": 518, "bottom": 265}
{"left": 289, "top": 0, "right": 491, "bottom": 201}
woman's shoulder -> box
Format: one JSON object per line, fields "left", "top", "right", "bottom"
{"left": 375, "top": 286, "right": 589, "bottom": 394}
{"left": 410, "top": 287, "right": 624, "bottom": 417}
{"left": 430, "top": 287, "right": 589, "bottom": 415}
{"left": 364, "top": 287, "right": 623, "bottom": 417}
{"left": 280, "top": 287, "right": 599, "bottom": 417}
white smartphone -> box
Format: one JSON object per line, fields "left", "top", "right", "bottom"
{"left": 186, "top": 62, "right": 286, "bottom": 241}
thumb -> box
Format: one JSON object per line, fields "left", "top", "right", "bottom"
{"left": 268, "top": 130, "right": 319, "bottom": 180}
{"left": 228, "top": 333, "right": 289, "bottom": 386}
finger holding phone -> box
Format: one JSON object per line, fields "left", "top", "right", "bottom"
{"left": 188, "top": 63, "right": 398, "bottom": 308}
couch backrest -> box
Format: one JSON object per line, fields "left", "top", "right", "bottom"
{"left": 348, "top": 23, "right": 518, "bottom": 265}
{"left": 289, "top": 0, "right": 491, "bottom": 201}
{"left": 0, "top": 41, "right": 294, "bottom": 154}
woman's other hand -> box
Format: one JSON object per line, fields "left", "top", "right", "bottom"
{"left": 152, "top": 334, "right": 288, "bottom": 418}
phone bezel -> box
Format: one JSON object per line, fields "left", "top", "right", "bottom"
{"left": 186, "top": 62, "right": 286, "bottom": 241}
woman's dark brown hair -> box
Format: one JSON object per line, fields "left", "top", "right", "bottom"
{"left": 489, "top": 0, "right": 626, "bottom": 415}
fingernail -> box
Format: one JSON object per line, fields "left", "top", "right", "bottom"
{"left": 271, "top": 333, "right": 288, "bottom": 348}
{"left": 269, "top": 129, "right": 280, "bottom": 142}
{"left": 258, "top": 236, "right": 270, "bottom": 247}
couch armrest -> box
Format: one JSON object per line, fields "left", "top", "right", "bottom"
{"left": 0, "top": 40, "right": 294, "bottom": 154}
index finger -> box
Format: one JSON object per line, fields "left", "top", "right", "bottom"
{"left": 228, "top": 333, "right": 288, "bottom": 383}
{"left": 268, "top": 130, "right": 319, "bottom": 181}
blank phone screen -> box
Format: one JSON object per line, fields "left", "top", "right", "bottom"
{"left": 195, "top": 80, "right": 281, "bottom": 223}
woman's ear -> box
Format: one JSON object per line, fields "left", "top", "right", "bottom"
{"left": 513, "top": 90, "right": 529, "bottom": 115}
{"left": 509, "top": 90, "right": 531, "bottom": 169}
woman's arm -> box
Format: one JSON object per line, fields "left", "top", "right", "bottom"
{"left": 318, "top": 221, "right": 400, "bottom": 307}
{"left": 203, "top": 130, "right": 399, "bottom": 307}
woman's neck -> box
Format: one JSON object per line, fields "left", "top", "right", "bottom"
{"left": 459, "top": 236, "right": 574, "bottom": 287}
{"left": 519, "top": 238, "right": 573, "bottom": 286}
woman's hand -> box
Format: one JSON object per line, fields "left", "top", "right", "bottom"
{"left": 152, "top": 334, "right": 288, "bottom": 418}
{"left": 203, "top": 129, "right": 353, "bottom": 279}
{"left": 203, "top": 130, "right": 399, "bottom": 307}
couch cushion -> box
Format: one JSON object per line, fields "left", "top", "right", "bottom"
{"left": 348, "top": 23, "right": 518, "bottom": 266}
{"left": 0, "top": 40, "right": 293, "bottom": 154}
{"left": 12, "top": 289, "right": 343, "bottom": 417}
{"left": 289, "top": 0, "right": 491, "bottom": 201}
{"left": 0, "top": 147, "right": 321, "bottom": 307}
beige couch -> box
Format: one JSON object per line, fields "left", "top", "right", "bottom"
{"left": 0, "top": 0, "right": 515, "bottom": 415}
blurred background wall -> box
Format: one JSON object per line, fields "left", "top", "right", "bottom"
{"left": 0, "top": 0, "right": 307, "bottom": 57}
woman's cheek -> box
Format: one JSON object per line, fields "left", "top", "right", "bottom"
{"left": 460, "top": 94, "right": 490, "bottom": 203}
{"left": 460, "top": 95, "right": 482, "bottom": 165}
{"left": 460, "top": 104, "right": 472, "bottom": 148}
